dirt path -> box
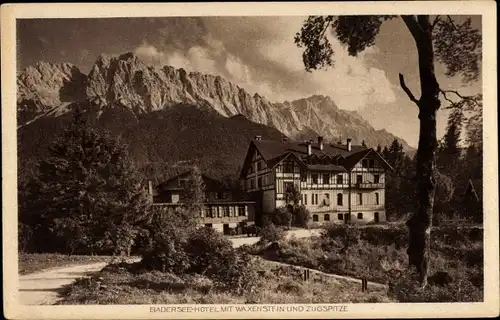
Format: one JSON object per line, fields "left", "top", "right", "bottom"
{"left": 19, "top": 228, "right": 323, "bottom": 305}
{"left": 19, "top": 262, "right": 109, "bottom": 305}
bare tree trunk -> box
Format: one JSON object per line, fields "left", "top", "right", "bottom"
{"left": 401, "top": 15, "right": 441, "bottom": 287}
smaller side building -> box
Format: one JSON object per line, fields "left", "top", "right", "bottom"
{"left": 147, "top": 171, "right": 256, "bottom": 234}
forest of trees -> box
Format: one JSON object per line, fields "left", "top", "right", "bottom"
{"left": 380, "top": 103, "right": 483, "bottom": 224}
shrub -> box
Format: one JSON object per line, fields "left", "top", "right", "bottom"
{"left": 292, "top": 205, "right": 311, "bottom": 228}
{"left": 259, "top": 224, "right": 286, "bottom": 244}
{"left": 185, "top": 226, "right": 259, "bottom": 293}
{"left": 265, "top": 207, "right": 292, "bottom": 228}
{"left": 321, "top": 224, "right": 361, "bottom": 248}
{"left": 389, "top": 269, "right": 483, "bottom": 302}
{"left": 139, "top": 207, "right": 193, "bottom": 273}
{"left": 185, "top": 226, "right": 234, "bottom": 275}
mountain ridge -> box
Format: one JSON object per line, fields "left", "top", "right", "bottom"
{"left": 17, "top": 52, "right": 414, "bottom": 151}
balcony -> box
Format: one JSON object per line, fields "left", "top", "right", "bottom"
{"left": 352, "top": 182, "right": 384, "bottom": 189}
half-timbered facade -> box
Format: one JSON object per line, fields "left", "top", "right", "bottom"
{"left": 240, "top": 136, "right": 393, "bottom": 225}
{"left": 148, "top": 171, "right": 256, "bottom": 234}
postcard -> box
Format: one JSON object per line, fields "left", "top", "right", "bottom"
{"left": 2, "top": 1, "right": 498, "bottom": 319}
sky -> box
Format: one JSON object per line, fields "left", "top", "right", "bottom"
{"left": 17, "top": 16, "right": 482, "bottom": 148}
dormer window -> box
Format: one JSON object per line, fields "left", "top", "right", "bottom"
{"left": 310, "top": 155, "right": 318, "bottom": 165}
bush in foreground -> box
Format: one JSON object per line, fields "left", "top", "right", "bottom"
{"left": 254, "top": 224, "right": 483, "bottom": 302}
{"left": 259, "top": 223, "right": 286, "bottom": 244}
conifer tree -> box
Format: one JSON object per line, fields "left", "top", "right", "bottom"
{"left": 26, "top": 107, "right": 150, "bottom": 254}
{"left": 182, "top": 166, "right": 206, "bottom": 216}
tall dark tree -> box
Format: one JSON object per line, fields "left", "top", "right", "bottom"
{"left": 295, "top": 15, "right": 481, "bottom": 286}
{"left": 182, "top": 166, "right": 206, "bottom": 216}
{"left": 21, "top": 107, "right": 150, "bottom": 254}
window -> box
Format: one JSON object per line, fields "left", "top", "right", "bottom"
{"left": 311, "top": 193, "right": 319, "bottom": 205}
{"left": 324, "top": 214, "right": 330, "bottom": 221}
{"left": 323, "top": 173, "right": 330, "bottom": 184}
{"left": 337, "top": 193, "right": 343, "bottom": 206}
{"left": 223, "top": 206, "right": 230, "bottom": 217}
{"left": 374, "top": 175, "right": 380, "bottom": 184}
{"left": 375, "top": 192, "right": 380, "bottom": 205}
{"left": 257, "top": 161, "right": 262, "bottom": 170}
{"left": 284, "top": 182, "right": 294, "bottom": 193}
{"left": 356, "top": 175, "right": 363, "bottom": 184}
{"left": 358, "top": 193, "right": 363, "bottom": 205}
{"left": 336, "top": 174, "right": 343, "bottom": 185}
{"left": 238, "top": 205, "right": 245, "bottom": 216}
{"left": 313, "top": 214, "right": 319, "bottom": 222}
{"left": 258, "top": 177, "right": 262, "bottom": 188}
{"left": 323, "top": 193, "right": 330, "bottom": 206}
{"left": 250, "top": 179, "right": 255, "bottom": 189}
{"left": 338, "top": 213, "right": 343, "bottom": 220}
{"left": 303, "top": 193, "right": 308, "bottom": 205}
{"left": 300, "top": 170, "right": 307, "bottom": 182}
{"left": 357, "top": 212, "right": 363, "bottom": 219}
{"left": 312, "top": 173, "right": 318, "bottom": 184}
{"left": 284, "top": 162, "right": 294, "bottom": 173}
{"left": 248, "top": 165, "right": 254, "bottom": 174}
{"left": 217, "top": 192, "right": 223, "bottom": 199}
{"left": 362, "top": 159, "right": 368, "bottom": 168}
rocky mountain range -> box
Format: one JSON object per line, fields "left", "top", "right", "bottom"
{"left": 17, "top": 52, "right": 413, "bottom": 151}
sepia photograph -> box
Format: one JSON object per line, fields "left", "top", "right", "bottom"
{"left": 2, "top": 2, "right": 498, "bottom": 319}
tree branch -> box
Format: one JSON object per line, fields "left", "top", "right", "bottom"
{"left": 446, "top": 15, "right": 458, "bottom": 31}
{"left": 439, "top": 89, "right": 456, "bottom": 105}
{"left": 399, "top": 73, "right": 419, "bottom": 105}
{"left": 439, "top": 89, "right": 482, "bottom": 108}
{"left": 319, "top": 19, "right": 332, "bottom": 39}
{"left": 431, "top": 15, "right": 441, "bottom": 29}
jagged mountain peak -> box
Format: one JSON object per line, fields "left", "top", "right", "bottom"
{"left": 17, "top": 52, "right": 414, "bottom": 151}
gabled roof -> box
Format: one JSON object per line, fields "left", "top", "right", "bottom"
{"left": 157, "top": 171, "right": 228, "bottom": 191}
{"left": 342, "top": 148, "right": 394, "bottom": 171}
{"left": 239, "top": 139, "right": 391, "bottom": 178}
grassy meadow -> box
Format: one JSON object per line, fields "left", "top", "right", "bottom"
{"left": 58, "top": 257, "right": 392, "bottom": 304}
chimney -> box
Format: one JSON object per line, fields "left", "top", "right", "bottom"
{"left": 255, "top": 135, "right": 262, "bottom": 141}
{"left": 306, "top": 140, "right": 312, "bottom": 155}
{"left": 318, "top": 136, "right": 324, "bottom": 151}
{"left": 346, "top": 138, "right": 352, "bottom": 152}
{"left": 281, "top": 136, "right": 288, "bottom": 144}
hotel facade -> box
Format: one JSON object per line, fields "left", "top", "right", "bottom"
{"left": 239, "top": 136, "right": 393, "bottom": 225}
